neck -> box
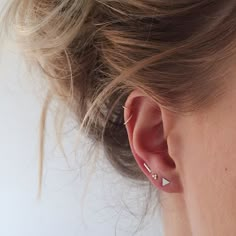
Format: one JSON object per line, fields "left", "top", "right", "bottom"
{"left": 160, "top": 192, "right": 192, "bottom": 236}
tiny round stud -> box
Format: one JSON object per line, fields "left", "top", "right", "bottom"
{"left": 151, "top": 173, "right": 158, "bottom": 180}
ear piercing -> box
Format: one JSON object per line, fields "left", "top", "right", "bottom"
{"left": 144, "top": 161, "right": 170, "bottom": 186}
{"left": 151, "top": 173, "right": 158, "bottom": 180}
{"left": 122, "top": 105, "right": 170, "bottom": 187}
{"left": 143, "top": 162, "right": 152, "bottom": 173}
{"left": 122, "top": 105, "right": 133, "bottom": 125}
{"left": 144, "top": 162, "right": 159, "bottom": 180}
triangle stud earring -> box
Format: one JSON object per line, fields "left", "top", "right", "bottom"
{"left": 162, "top": 178, "right": 170, "bottom": 186}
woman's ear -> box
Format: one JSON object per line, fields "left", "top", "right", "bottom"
{"left": 123, "top": 89, "right": 183, "bottom": 193}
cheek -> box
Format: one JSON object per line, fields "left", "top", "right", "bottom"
{"left": 180, "top": 115, "right": 236, "bottom": 235}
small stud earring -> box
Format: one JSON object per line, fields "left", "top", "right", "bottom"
{"left": 143, "top": 162, "right": 152, "bottom": 173}
{"left": 151, "top": 173, "right": 158, "bottom": 180}
{"left": 162, "top": 177, "right": 170, "bottom": 186}
{"left": 144, "top": 162, "right": 158, "bottom": 180}
{"left": 122, "top": 105, "right": 133, "bottom": 125}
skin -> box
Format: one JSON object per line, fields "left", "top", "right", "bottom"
{"left": 123, "top": 83, "right": 236, "bottom": 236}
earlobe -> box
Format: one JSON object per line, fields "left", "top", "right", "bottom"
{"left": 123, "top": 89, "right": 183, "bottom": 193}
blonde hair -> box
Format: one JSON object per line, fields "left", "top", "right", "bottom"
{"left": 2, "top": 0, "right": 236, "bottom": 218}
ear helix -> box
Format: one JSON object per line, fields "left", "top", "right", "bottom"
{"left": 122, "top": 105, "right": 170, "bottom": 187}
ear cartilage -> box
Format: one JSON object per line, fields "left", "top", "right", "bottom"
{"left": 143, "top": 162, "right": 152, "bottom": 173}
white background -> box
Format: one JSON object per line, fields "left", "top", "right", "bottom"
{"left": 0, "top": 2, "right": 163, "bottom": 236}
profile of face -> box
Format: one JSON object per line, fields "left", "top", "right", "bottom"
{"left": 123, "top": 83, "right": 236, "bottom": 236}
